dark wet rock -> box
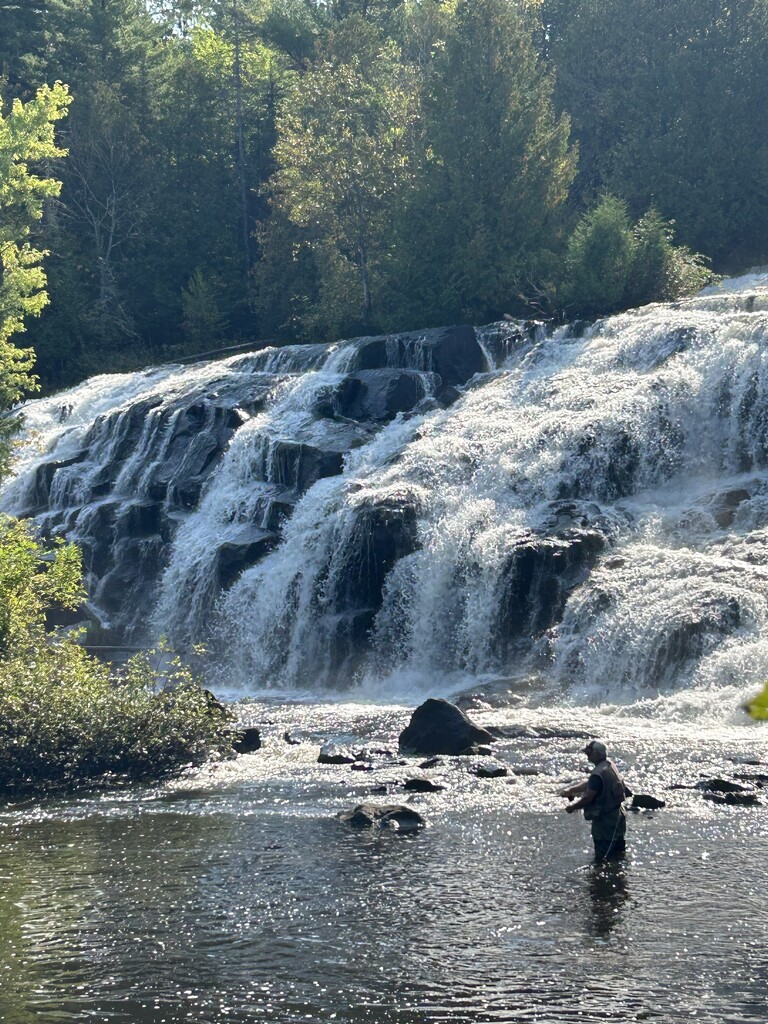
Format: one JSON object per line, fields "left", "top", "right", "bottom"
{"left": 418, "top": 756, "right": 443, "bottom": 770}
{"left": 631, "top": 794, "right": 666, "bottom": 810}
{"left": 703, "top": 791, "right": 761, "bottom": 807}
{"left": 339, "top": 803, "right": 426, "bottom": 831}
{"left": 403, "top": 777, "right": 445, "bottom": 793}
{"left": 712, "top": 488, "right": 751, "bottom": 529}
{"left": 369, "top": 785, "right": 388, "bottom": 795}
{"left": 493, "top": 530, "right": 607, "bottom": 650}
{"left": 331, "top": 494, "right": 421, "bottom": 614}
{"left": 695, "top": 778, "right": 747, "bottom": 794}
{"left": 256, "top": 439, "right": 346, "bottom": 493}
{"left": 230, "top": 727, "right": 262, "bottom": 755}
{"left": 262, "top": 492, "right": 297, "bottom": 533}
{"left": 469, "top": 761, "right": 509, "bottom": 779}
{"left": 398, "top": 698, "right": 494, "bottom": 756}
{"left": 351, "top": 761, "right": 375, "bottom": 772}
{"left": 734, "top": 772, "right": 768, "bottom": 786}
{"left": 486, "top": 725, "right": 540, "bottom": 740}
{"left": 486, "top": 724, "right": 590, "bottom": 741}
{"left": 457, "top": 744, "right": 493, "bottom": 757}
{"left": 320, "top": 369, "right": 437, "bottom": 423}
{"left": 347, "top": 325, "right": 486, "bottom": 387}
{"left": 317, "top": 491, "right": 424, "bottom": 676}
{"left": 435, "top": 385, "right": 462, "bottom": 409}
{"left": 318, "top": 744, "right": 358, "bottom": 765}
{"left": 645, "top": 598, "right": 745, "bottom": 685}
{"left": 22, "top": 450, "right": 89, "bottom": 516}
{"left": 511, "top": 766, "right": 541, "bottom": 776}
{"left": 216, "top": 527, "right": 278, "bottom": 589}
{"left": 724, "top": 791, "right": 761, "bottom": 806}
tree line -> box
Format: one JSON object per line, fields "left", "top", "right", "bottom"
{"left": 2, "top": 0, "right": 767, "bottom": 392}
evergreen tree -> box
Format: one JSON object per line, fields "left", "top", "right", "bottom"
{"left": 398, "top": 0, "right": 576, "bottom": 325}
{"left": 543, "top": 0, "right": 768, "bottom": 268}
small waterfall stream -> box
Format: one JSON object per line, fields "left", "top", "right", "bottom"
{"left": 4, "top": 275, "right": 768, "bottom": 700}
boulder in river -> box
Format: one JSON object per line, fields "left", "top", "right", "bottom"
{"left": 398, "top": 698, "right": 494, "bottom": 755}
{"left": 403, "top": 777, "right": 446, "bottom": 793}
{"left": 469, "top": 761, "right": 509, "bottom": 779}
{"left": 230, "top": 727, "right": 261, "bottom": 755}
{"left": 339, "top": 803, "right": 426, "bottom": 832}
{"left": 318, "top": 743, "right": 358, "bottom": 765}
{"left": 631, "top": 794, "right": 666, "bottom": 810}
{"left": 703, "top": 791, "right": 761, "bottom": 807}
{"left": 695, "top": 778, "right": 747, "bottom": 794}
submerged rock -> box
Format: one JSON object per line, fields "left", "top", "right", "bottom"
{"left": 402, "top": 777, "right": 446, "bottom": 793}
{"left": 230, "top": 727, "right": 262, "bottom": 755}
{"left": 398, "top": 698, "right": 494, "bottom": 756}
{"left": 703, "top": 791, "right": 761, "bottom": 807}
{"left": 695, "top": 778, "right": 747, "bottom": 794}
{"left": 631, "top": 794, "right": 666, "bottom": 810}
{"left": 469, "top": 761, "right": 509, "bottom": 779}
{"left": 339, "top": 803, "right": 426, "bottom": 831}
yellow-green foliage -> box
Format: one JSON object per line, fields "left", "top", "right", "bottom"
{"left": 0, "top": 517, "right": 233, "bottom": 795}
{"left": 0, "top": 82, "right": 71, "bottom": 345}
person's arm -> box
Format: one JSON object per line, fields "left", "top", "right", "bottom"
{"left": 564, "top": 785, "right": 597, "bottom": 814}
{"left": 560, "top": 780, "right": 588, "bottom": 800}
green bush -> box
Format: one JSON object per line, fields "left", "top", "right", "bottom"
{"left": 0, "top": 516, "right": 233, "bottom": 796}
{"left": 557, "top": 195, "right": 715, "bottom": 319}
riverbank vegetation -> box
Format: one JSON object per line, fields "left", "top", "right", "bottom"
{"left": 3, "top": 0, "right": 764, "bottom": 391}
{"left": 0, "top": 516, "right": 233, "bottom": 797}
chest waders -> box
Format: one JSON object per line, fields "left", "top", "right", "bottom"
{"left": 584, "top": 759, "right": 626, "bottom": 859}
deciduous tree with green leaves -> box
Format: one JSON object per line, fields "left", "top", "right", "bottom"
{"left": 268, "top": 16, "right": 419, "bottom": 333}
{"left": 0, "top": 81, "right": 70, "bottom": 475}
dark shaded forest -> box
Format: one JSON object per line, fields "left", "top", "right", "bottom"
{"left": 2, "top": 0, "right": 767, "bottom": 392}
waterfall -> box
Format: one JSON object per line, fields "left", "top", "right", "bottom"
{"left": 4, "top": 276, "right": 768, "bottom": 698}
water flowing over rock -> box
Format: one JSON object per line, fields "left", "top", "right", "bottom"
{"left": 5, "top": 274, "right": 768, "bottom": 698}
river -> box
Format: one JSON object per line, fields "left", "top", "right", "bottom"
{"left": 1, "top": 693, "right": 766, "bottom": 1024}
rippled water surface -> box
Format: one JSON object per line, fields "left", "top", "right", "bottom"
{"left": 1, "top": 699, "right": 767, "bottom": 1024}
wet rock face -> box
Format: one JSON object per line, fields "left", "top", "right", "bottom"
{"left": 399, "top": 699, "right": 494, "bottom": 756}
{"left": 491, "top": 501, "right": 624, "bottom": 658}
{"left": 347, "top": 325, "right": 486, "bottom": 387}
{"left": 318, "top": 369, "right": 437, "bottom": 423}
{"left": 13, "top": 325, "right": 485, "bottom": 644}
{"left": 332, "top": 496, "right": 421, "bottom": 613}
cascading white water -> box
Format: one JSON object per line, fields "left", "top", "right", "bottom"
{"left": 215, "top": 274, "right": 768, "bottom": 695}
{"left": 3, "top": 274, "right": 768, "bottom": 702}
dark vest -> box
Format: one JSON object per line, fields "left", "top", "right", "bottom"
{"left": 584, "top": 758, "right": 625, "bottom": 821}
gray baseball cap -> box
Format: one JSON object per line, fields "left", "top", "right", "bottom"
{"left": 583, "top": 739, "right": 607, "bottom": 759}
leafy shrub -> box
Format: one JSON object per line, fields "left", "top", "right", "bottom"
{"left": 0, "top": 516, "right": 233, "bottom": 796}
{"left": 558, "top": 195, "right": 715, "bottom": 318}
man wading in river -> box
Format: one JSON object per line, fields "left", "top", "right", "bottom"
{"left": 561, "top": 740, "right": 627, "bottom": 861}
